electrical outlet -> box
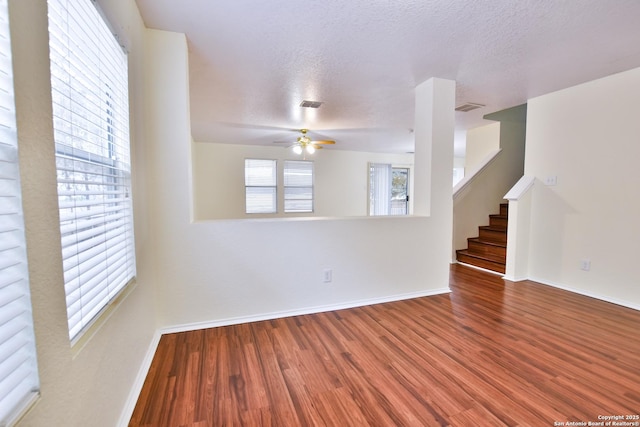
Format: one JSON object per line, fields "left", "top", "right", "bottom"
{"left": 323, "top": 269, "right": 333, "bottom": 283}
{"left": 544, "top": 175, "right": 557, "bottom": 186}
{"left": 580, "top": 260, "right": 591, "bottom": 271}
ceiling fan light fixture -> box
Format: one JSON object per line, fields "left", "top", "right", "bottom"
{"left": 306, "top": 145, "right": 316, "bottom": 154}
{"left": 292, "top": 145, "right": 303, "bottom": 155}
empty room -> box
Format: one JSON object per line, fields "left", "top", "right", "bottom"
{"left": 2, "top": 0, "right": 639, "bottom": 426}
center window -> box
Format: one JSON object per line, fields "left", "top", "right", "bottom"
{"left": 284, "top": 160, "right": 314, "bottom": 213}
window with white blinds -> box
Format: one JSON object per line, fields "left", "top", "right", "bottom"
{"left": 0, "top": 0, "right": 41, "bottom": 423}
{"left": 284, "top": 160, "right": 313, "bottom": 213}
{"left": 245, "top": 159, "right": 277, "bottom": 214}
{"left": 48, "top": 0, "right": 136, "bottom": 340}
{"left": 369, "top": 163, "right": 392, "bottom": 216}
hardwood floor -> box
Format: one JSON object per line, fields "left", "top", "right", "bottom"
{"left": 130, "top": 265, "right": 640, "bottom": 426}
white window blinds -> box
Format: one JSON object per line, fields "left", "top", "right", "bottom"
{"left": 48, "top": 0, "right": 136, "bottom": 340}
{"left": 0, "top": 0, "right": 41, "bottom": 423}
{"left": 245, "top": 159, "right": 277, "bottom": 214}
{"left": 369, "top": 163, "right": 392, "bottom": 216}
{"left": 284, "top": 160, "right": 313, "bottom": 213}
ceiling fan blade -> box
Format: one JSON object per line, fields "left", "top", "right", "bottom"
{"left": 312, "top": 140, "right": 335, "bottom": 145}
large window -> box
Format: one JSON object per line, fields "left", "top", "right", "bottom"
{"left": 245, "top": 159, "right": 277, "bottom": 214}
{"left": 0, "top": 0, "right": 41, "bottom": 423}
{"left": 284, "top": 160, "right": 314, "bottom": 213}
{"left": 48, "top": 0, "right": 135, "bottom": 340}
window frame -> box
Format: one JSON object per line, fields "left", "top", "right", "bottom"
{"left": 368, "top": 162, "right": 412, "bottom": 216}
{"left": 48, "top": 0, "right": 136, "bottom": 341}
{"left": 244, "top": 158, "right": 278, "bottom": 214}
{"left": 283, "top": 160, "right": 314, "bottom": 214}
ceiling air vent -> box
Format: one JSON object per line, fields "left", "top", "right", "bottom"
{"left": 455, "top": 102, "right": 485, "bottom": 112}
{"left": 300, "top": 100, "right": 323, "bottom": 108}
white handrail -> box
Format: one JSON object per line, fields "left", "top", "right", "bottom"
{"left": 453, "top": 148, "right": 502, "bottom": 199}
{"left": 503, "top": 175, "right": 535, "bottom": 201}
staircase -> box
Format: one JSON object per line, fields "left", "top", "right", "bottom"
{"left": 456, "top": 203, "right": 508, "bottom": 274}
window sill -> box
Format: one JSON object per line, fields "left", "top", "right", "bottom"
{"left": 70, "top": 278, "right": 138, "bottom": 358}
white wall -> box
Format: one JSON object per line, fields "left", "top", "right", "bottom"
{"left": 525, "top": 67, "right": 640, "bottom": 309}
{"left": 193, "top": 142, "right": 414, "bottom": 219}
{"left": 464, "top": 122, "right": 500, "bottom": 171}
{"left": 147, "top": 33, "right": 456, "bottom": 330}
{"left": 10, "top": 0, "right": 157, "bottom": 426}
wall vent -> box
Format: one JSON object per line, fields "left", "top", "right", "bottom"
{"left": 300, "top": 100, "right": 323, "bottom": 108}
{"left": 455, "top": 102, "right": 485, "bottom": 112}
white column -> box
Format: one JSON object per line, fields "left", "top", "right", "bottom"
{"left": 413, "top": 78, "right": 455, "bottom": 218}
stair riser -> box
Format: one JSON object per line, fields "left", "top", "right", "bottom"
{"left": 467, "top": 240, "right": 506, "bottom": 261}
{"left": 489, "top": 216, "right": 508, "bottom": 229}
{"left": 478, "top": 228, "right": 507, "bottom": 245}
{"left": 456, "top": 252, "right": 506, "bottom": 274}
{"left": 500, "top": 204, "right": 508, "bottom": 216}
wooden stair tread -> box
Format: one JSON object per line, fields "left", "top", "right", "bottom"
{"left": 456, "top": 250, "right": 506, "bottom": 274}
{"left": 468, "top": 237, "right": 506, "bottom": 248}
{"left": 458, "top": 246, "right": 506, "bottom": 264}
{"left": 479, "top": 225, "right": 507, "bottom": 232}
{"left": 456, "top": 249, "right": 505, "bottom": 263}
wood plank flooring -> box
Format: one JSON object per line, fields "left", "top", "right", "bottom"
{"left": 129, "top": 265, "right": 640, "bottom": 426}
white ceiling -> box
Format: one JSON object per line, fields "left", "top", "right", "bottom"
{"left": 134, "top": 0, "right": 640, "bottom": 156}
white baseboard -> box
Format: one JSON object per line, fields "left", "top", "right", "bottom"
{"left": 159, "top": 288, "right": 451, "bottom": 335}
{"left": 457, "top": 264, "right": 639, "bottom": 313}
{"left": 118, "top": 329, "right": 162, "bottom": 427}
{"left": 502, "top": 274, "right": 529, "bottom": 282}
{"left": 528, "top": 276, "right": 640, "bottom": 312}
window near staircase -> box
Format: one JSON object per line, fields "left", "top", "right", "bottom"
{"left": 453, "top": 167, "right": 464, "bottom": 186}
{"left": 369, "top": 163, "right": 410, "bottom": 216}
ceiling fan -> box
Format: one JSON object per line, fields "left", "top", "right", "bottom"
{"left": 276, "top": 129, "right": 335, "bottom": 156}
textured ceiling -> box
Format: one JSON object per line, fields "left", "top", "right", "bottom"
{"left": 134, "top": 0, "right": 640, "bottom": 156}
